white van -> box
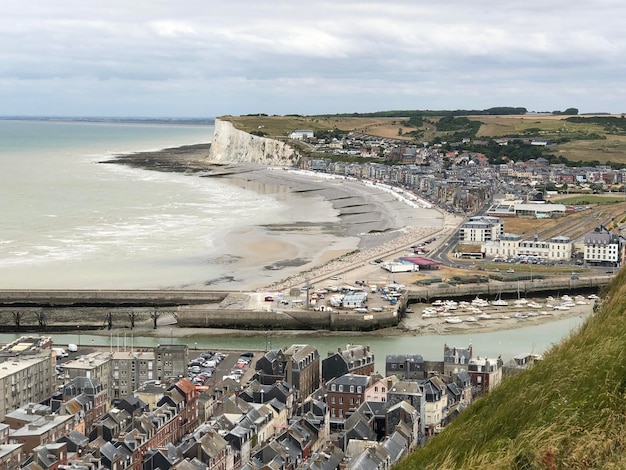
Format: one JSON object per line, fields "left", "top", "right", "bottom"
{"left": 67, "top": 343, "right": 78, "bottom": 352}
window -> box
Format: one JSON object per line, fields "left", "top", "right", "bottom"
{"left": 331, "top": 384, "right": 336, "bottom": 392}
{"left": 331, "top": 396, "right": 335, "bottom": 404}
{"left": 374, "top": 386, "right": 378, "bottom": 392}
{"left": 350, "top": 385, "right": 354, "bottom": 393}
{"left": 339, "top": 385, "right": 343, "bottom": 392}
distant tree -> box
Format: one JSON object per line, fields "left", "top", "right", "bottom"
{"left": 563, "top": 108, "right": 579, "bottom": 115}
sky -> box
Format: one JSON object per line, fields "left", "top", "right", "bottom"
{"left": 1, "top": 1, "right": 625, "bottom": 117}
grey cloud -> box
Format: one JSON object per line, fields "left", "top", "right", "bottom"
{"left": 0, "top": 0, "right": 624, "bottom": 115}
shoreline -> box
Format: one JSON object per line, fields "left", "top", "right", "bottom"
{"left": 104, "top": 146, "right": 450, "bottom": 292}
{"left": 101, "top": 143, "right": 594, "bottom": 338}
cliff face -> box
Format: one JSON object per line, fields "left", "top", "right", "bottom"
{"left": 208, "top": 119, "right": 300, "bottom": 166}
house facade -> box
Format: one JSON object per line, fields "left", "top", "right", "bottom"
{"left": 326, "top": 374, "right": 371, "bottom": 427}
{"left": 458, "top": 216, "right": 503, "bottom": 244}
{"left": 584, "top": 231, "right": 621, "bottom": 265}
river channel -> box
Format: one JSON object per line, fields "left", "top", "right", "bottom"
{"left": 0, "top": 314, "right": 588, "bottom": 366}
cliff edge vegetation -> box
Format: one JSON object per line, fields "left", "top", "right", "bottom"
{"left": 221, "top": 112, "right": 626, "bottom": 165}
{"left": 395, "top": 268, "right": 626, "bottom": 469}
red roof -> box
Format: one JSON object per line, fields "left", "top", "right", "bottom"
{"left": 399, "top": 256, "right": 440, "bottom": 266}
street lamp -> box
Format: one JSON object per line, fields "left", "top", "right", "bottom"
{"left": 77, "top": 325, "right": 80, "bottom": 347}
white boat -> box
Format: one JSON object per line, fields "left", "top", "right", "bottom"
{"left": 422, "top": 312, "right": 436, "bottom": 318}
{"left": 491, "top": 299, "right": 509, "bottom": 307}
{"left": 466, "top": 316, "right": 478, "bottom": 322}
{"left": 514, "top": 312, "right": 529, "bottom": 319}
{"left": 588, "top": 294, "right": 599, "bottom": 300}
{"left": 528, "top": 302, "right": 543, "bottom": 309}
{"left": 478, "top": 312, "right": 492, "bottom": 320}
{"left": 471, "top": 296, "right": 489, "bottom": 307}
{"left": 553, "top": 305, "right": 570, "bottom": 311}
{"left": 445, "top": 316, "right": 463, "bottom": 324}
{"left": 576, "top": 300, "right": 588, "bottom": 305}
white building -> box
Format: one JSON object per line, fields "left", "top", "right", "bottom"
{"left": 288, "top": 129, "right": 314, "bottom": 140}
{"left": 458, "top": 216, "right": 503, "bottom": 244}
{"left": 584, "top": 232, "right": 620, "bottom": 265}
{"left": 482, "top": 235, "right": 572, "bottom": 261}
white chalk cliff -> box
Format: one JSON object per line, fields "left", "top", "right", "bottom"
{"left": 208, "top": 119, "right": 300, "bottom": 166}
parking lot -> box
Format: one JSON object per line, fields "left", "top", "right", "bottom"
{"left": 188, "top": 349, "right": 260, "bottom": 391}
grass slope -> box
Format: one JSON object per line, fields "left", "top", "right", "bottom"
{"left": 222, "top": 113, "right": 626, "bottom": 164}
{"left": 395, "top": 268, "right": 626, "bottom": 469}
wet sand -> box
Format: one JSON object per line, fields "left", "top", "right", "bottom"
{"left": 103, "top": 145, "right": 596, "bottom": 337}
{"left": 106, "top": 147, "right": 449, "bottom": 291}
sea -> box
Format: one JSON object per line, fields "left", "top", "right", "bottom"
{"left": 0, "top": 119, "right": 590, "bottom": 362}
{"left": 0, "top": 119, "right": 336, "bottom": 289}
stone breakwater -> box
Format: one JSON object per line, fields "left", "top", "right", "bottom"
{"left": 263, "top": 226, "right": 440, "bottom": 291}
{"left": 209, "top": 119, "right": 300, "bottom": 166}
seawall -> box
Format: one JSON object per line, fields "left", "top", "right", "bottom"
{"left": 208, "top": 119, "right": 300, "bottom": 166}
{"left": 176, "top": 308, "right": 399, "bottom": 331}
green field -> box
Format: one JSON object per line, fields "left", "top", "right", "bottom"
{"left": 555, "top": 195, "right": 626, "bottom": 205}
{"left": 222, "top": 112, "right": 626, "bottom": 165}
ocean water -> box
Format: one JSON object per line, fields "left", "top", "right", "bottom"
{"left": 0, "top": 119, "right": 336, "bottom": 289}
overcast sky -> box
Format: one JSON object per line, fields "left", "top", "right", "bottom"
{"left": 2, "top": 1, "right": 624, "bottom": 117}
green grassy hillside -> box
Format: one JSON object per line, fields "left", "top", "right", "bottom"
{"left": 395, "top": 269, "right": 626, "bottom": 469}
{"left": 223, "top": 112, "right": 626, "bottom": 165}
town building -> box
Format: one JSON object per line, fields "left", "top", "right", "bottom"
{"left": 458, "top": 216, "right": 503, "bottom": 244}
{"left": 289, "top": 129, "right": 315, "bottom": 140}
{"left": 322, "top": 344, "right": 375, "bottom": 383}
{"left": 0, "top": 337, "right": 56, "bottom": 421}
{"left": 0, "top": 442, "right": 24, "bottom": 468}
{"left": 255, "top": 345, "right": 320, "bottom": 401}
{"left": 56, "top": 377, "right": 108, "bottom": 432}
{"left": 365, "top": 375, "right": 398, "bottom": 402}
{"left": 111, "top": 350, "right": 156, "bottom": 402}
{"left": 385, "top": 354, "right": 425, "bottom": 380}
{"left": 62, "top": 352, "right": 112, "bottom": 402}
{"left": 443, "top": 344, "right": 473, "bottom": 377}
{"left": 155, "top": 343, "right": 188, "bottom": 382}
{"left": 9, "top": 414, "right": 74, "bottom": 454}
{"left": 421, "top": 376, "right": 448, "bottom": 436}
{"left": 467, "top": 357, "right": 503, "bottom": 395}
{"left": 584, "top": 231, "right": 621, "bottom": 266}
{"left": 482, "top": 234, "right": 572, "bottom": 261}
{"left": 326, "top": 374, "right": 371, "bottom": 428}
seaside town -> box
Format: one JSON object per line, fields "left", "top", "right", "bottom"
{"left": 290, "top": 126, "right": 625, "bottom": 270}
{"left": 0, "top": 334, "right": 535, "bottom": 469}
{"left": 0, "top": 120, "right": 623, "bottom": 469}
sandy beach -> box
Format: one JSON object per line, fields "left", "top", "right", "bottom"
{"left": 105, "top": 145, "right": 597, "bottom": 337}
{"left": 107, "top": 147, "right": 450, "bottom": 291}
